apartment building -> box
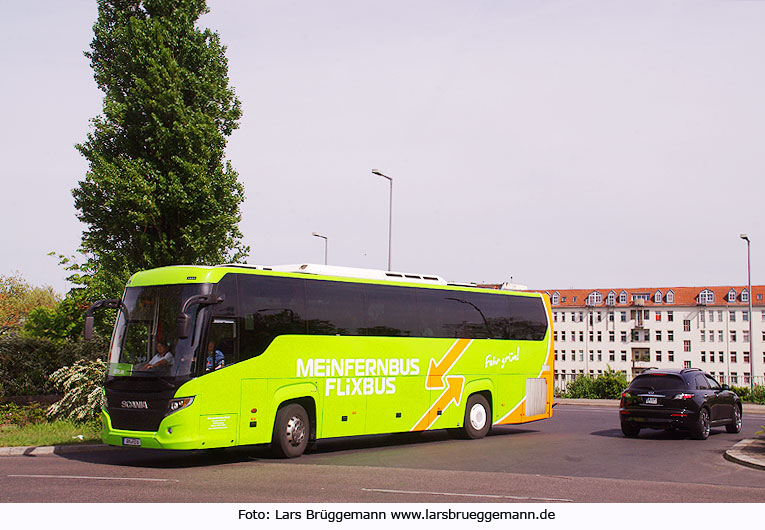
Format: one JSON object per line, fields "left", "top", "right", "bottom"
{"left": 539, "top": 285, "right": 764, "bottom": 388}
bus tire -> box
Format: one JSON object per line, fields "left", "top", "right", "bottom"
{"left": 461, "top": 394, "right": 491, "bottom": 439}
{"left": 272, "top": 404, "right": 309, "bottom": 458}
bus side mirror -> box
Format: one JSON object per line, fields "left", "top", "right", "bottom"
{"left": 177, "top": 313, "right": 192, "bottom": 339}
{"left": 84, "top": 315, "right": 95, "bottom": 341}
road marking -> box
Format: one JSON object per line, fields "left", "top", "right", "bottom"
{"left": 8, "top": 474, "right": 179, "bottom": 483}
{"left": 361, "top": 487, "right": 573, "bottom": 502}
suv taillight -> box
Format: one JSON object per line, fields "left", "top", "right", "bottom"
{"left": 673, "top": 393, "right": 694, "bottom": 400}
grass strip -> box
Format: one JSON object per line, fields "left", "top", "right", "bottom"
{"left": 0, "top": 420, "right": 101, "bottom": 447}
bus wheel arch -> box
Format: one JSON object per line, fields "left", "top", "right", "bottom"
{"left": 460, "top": 392, "right": 492, "bottom": 439}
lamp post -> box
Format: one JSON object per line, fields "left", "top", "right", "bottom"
{"left": 740, "top": 234, "right": 755, "bottom": 393}
{"left": 371, "top": 169, "right": 393, "bottom": 271}
{"left": 312, "top": 232, "right": 328, "bottom": 265}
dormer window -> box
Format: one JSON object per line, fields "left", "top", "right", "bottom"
{"left": 552, "top": 291, "right": 560, "bottom": 305}
{"left": 587, "top": 291, "right": 602, "bottom": 305}
{"left": 741, "top": 289, "right": 750, "bottom": 303}
{"left": 727, "top": 289, "right": 737, "bottom": 303}
{"left": 619, "top": 290, "right": 628, "bottom": 304}
{"left": 699, "top": 289, "right": 715, "bottom": 305}
{"left": 606, "top": 291, "right": 616, "bottom": 306}
{"left": 654, "top": 290, "right": 662, "bottom": 304}
{"left": 666, "top": 290, "right": 674, "bottom": 304}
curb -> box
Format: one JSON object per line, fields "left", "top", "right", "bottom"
{"left": 724, "top": 438, "right": 765, "bottom": 471}
{"left": 554, "top": 399, "right": 765, "bottom": 414}
{"left": 0, "top": 443, "right": 111, "bottom": 457}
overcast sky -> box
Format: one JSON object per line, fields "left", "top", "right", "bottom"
{"left": 1, "top": 0, "right": 764, "bottom": 295}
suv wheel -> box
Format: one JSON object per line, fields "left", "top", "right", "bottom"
{"left": 621, "top": 421, "right": 640, "bottom": 438}
{"left": 690, "top": 408, "right": 710, "bottom": 440}
{"left": 725, "top": 405, "right": 742, "bottom": 434}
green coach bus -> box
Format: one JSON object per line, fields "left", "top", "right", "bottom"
{"left": 86, "top": 264, "right": 554, "bottom": 457}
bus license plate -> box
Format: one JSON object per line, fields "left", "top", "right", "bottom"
{"left": 645, "top": 397, "right": 658, "bottom": 405}
{"left": 122, "top": 437, "right": 141, "bottom": 447}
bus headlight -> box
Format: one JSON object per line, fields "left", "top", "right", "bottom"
{"left": 167, "top": 397, "right": 195, "bottom": 416}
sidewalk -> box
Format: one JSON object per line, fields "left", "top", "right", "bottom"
{"left": 555, "top": 398, "right": 765, "bottom": 470}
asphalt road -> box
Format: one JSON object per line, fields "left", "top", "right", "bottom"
{"left": 1, "top": 405, "right": 763, "bottom": 503}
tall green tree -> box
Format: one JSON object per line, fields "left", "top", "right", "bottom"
{"left": 73, "top": 0, "right": 248, "bottom": 298}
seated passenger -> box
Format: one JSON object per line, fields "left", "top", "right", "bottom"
{"left": 206, "top": 341, "right": 225, "bottom": 371}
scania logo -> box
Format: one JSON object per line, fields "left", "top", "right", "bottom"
{"left": 121, "top": 400, "right": 149, "bottom": 409}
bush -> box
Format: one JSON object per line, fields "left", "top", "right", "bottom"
{"left": 730, "top": 385, "right": 751, "bottom": 401}
{"left": 752, "top": 384, "right": 765, "bottom": 405}
{"left": 563, "top": 366, "right": 628, "bottom": 399}
{"left": 47, "top": 358, "right": 107, "bottom": 422}
{"left": 0, "top": 335, "right": 107, "bottom": 397}
{"left": 0, "top": 402, "right": 48, "bottom": 426}
{"left": 563, "top": 375, "right": 599, "bottom": 399}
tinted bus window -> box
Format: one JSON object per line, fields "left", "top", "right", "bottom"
{"left": 507, "top": 295, "right": 548, "bottom": 341}
{"left": 361, "top": 284, "right": 418, "bottom": 336}
{"left": 239, "top": 275, "right": 307, "bottom": 359}
{"left": 305, "top": 279, "right": 365, "bottom": 335}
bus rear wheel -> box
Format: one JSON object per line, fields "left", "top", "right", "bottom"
{"left": 461, "top": 394, "right": 491, "bottom": 439}
{"left": 272, "top": 404, "right": 309, "bottom": 458}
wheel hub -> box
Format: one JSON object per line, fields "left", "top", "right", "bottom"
{"left": 285, "top": 416, "right": 306, "bottom": 447}
{"left": 469, "top": 403, "right": 486, "bottom": 430}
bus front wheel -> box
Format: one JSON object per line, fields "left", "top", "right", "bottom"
{"left": 461, "top": 394, "right": 491, "bottom": 439}
{"left": 272, "top": 404, "right": 309, "bottom": 458}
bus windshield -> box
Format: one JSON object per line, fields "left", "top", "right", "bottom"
{"left": 108, "top": 283, "right": 213, "bottom": 378}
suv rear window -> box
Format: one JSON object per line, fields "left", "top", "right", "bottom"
{"left": 628, "top": 374, "right": 686, "bottom": 391}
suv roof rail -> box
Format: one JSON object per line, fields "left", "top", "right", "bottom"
{"left": 680, "top": 367, "right": 702, "bottom": 373}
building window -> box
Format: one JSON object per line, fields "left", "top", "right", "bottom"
{"left": 744, "top": 351, "right": 750, "bottom": 363}
{"left": 587, "top": 292, "right": 602, "bottom": 305}
{"left": 579, "top": 311, "right": 584, "bottom": 322}
{"left": 656, "top": 330, "right": 662, "bottom": 341}
{"left": 620, "top": 331, "right": 627, "bottom": 342}
{"left": 709, "top": 351, "right": 714, "bottom": 362}
{"left": 743, "top": 311, "right": 749, "bottom": 322}
{"left": 579, "top": 331, "right": 584, "bottom": 342}
{"left": 589, "top": 351, "right": 594, "bottom": 361}
{"left": 621, "top": 311, "right": 627, "bottom": 322}
{"left": 731, "top": 373, "right": 738, "bottom": 385}
{"left": 728, "top": 289, "right": 737, "bottom": 303}
{"left": 561, "top": 312, "right": 566, "bottom": 322}
{"left": 561, "top": 331, "right": 566, "bottom": 341}
{"left": 743, "top": 330, "right": 749, "bottom": 342}
{"left": 573, "top": 296, "right": 577, "bottom": 303}
{"left": 698, "top": 289, "right": 715, "bottom": 305}
{"left": 597, "top": 312, "right": 602, "bottom": 322}
{"left": 561, "top": 351, "right": 566, "bottom": 361}
{"left": 718, "top": 330, "right": 724, "bottom": 342}
{"left": 684, "top": 340, "right": 691, "bottom": 352}
{"left": 654, "top": 290, "right": 662, "bottom": 303}
{"left": 709, "top": 330, "right": 714, "bottom": 342}
{"left": 719, "top": 352, "right": 724, "bottom": 363}
{"left": 609, "top": 331, "right": 615, "bottom": 342}
{"left": 552, "top": 292, "right": 560, "bottom": 305}
{"left": 683, "top": 360, "right": 691, "bottom": 369}
{"left": 741, "top": 289, "right": 749, "bottom": 303}
{"left": 731, "top": 331, "right": 737, "bottom": 342}
{"left": 729, "top": 311, "right": 736, "bottom": 322}
{"left": 606, "top": 292, "right": 616, "bottom": 305}
{"left": 731, "top": 352, "right": 737, "bottom": 363}
{"left": 683, "top": 319, "right": 691, "bottom": 332}
{"left": 597, "top": 351, "right": 602, "bottom": 361}
{"left": 667, "top": 330, "right": 674, "bottom": 342}
{"left": 718, "top": 310, "right": 723, "bottom": 322}
{"left": 553, "top": 331, "right": 558, "bottom": 342}
{"left": 589, "top": 331, "right": 594, "bottom": 342}
{"left": 701, "top": 332, "right": 706, "bottom": 342}
{"left": 666, "top": 290, "right": 674, "bottom": 304}
{"left": 621, "top": 350, "right": 627, "bottom": 361}
{"left": 609, "top": 350, "right": 615, "bottom": 362}
{"left": 619, "top": 291, "right": 628, "bottom": 304}
{"left": 667, "top": 311, "right": 674, "bottom": 322}
{"left": 597, "top": 331, "right": 602, "bottom": 342}
{"left": 701, "top": 351, "right": 706, "bottom": 362}
{"left": 609, "top": 311, "right": 614, "bottom": 322}
{"left": 656, "top": 312, "right": 662, "bottom": 321}
{"left": 656, "top": 351, "right": 662, "bottom": 362}
{"left": 668, "top": 351, "right": 675, "bottom": 362}
{"left": 700, "top": 311, "right": 705, "bottom": 323}
{"left": 561, "top": 296, "right": 567, "bottom": 303}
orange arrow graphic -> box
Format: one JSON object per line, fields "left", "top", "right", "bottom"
{"left": 426, "top": 338, "right": 472, "bottom": 389}
{"left": 411, "top": 376, "right": 465, "bottom": 432}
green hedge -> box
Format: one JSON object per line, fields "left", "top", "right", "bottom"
{"left": 562, "top": 368, "right": 629, "bottom": 399}
{"left": 0, "top": 335, "right": 107, "bottom": 399}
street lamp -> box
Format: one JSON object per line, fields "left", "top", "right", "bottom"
{"left": 371, "top": 169, "right": 393, "bottom": 271}
{"left": 312, "top": 232, "right": 328, "bottom": 265}
{"left": 740, "top": 233, "right": 755, "bottom": 392}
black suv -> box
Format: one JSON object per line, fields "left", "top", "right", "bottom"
{"left": 619, "top": 368, "right": 742, "bottom": 439}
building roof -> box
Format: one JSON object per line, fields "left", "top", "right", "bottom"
{"left": 531, "top": 285, "right": 764, "bottom": 308}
